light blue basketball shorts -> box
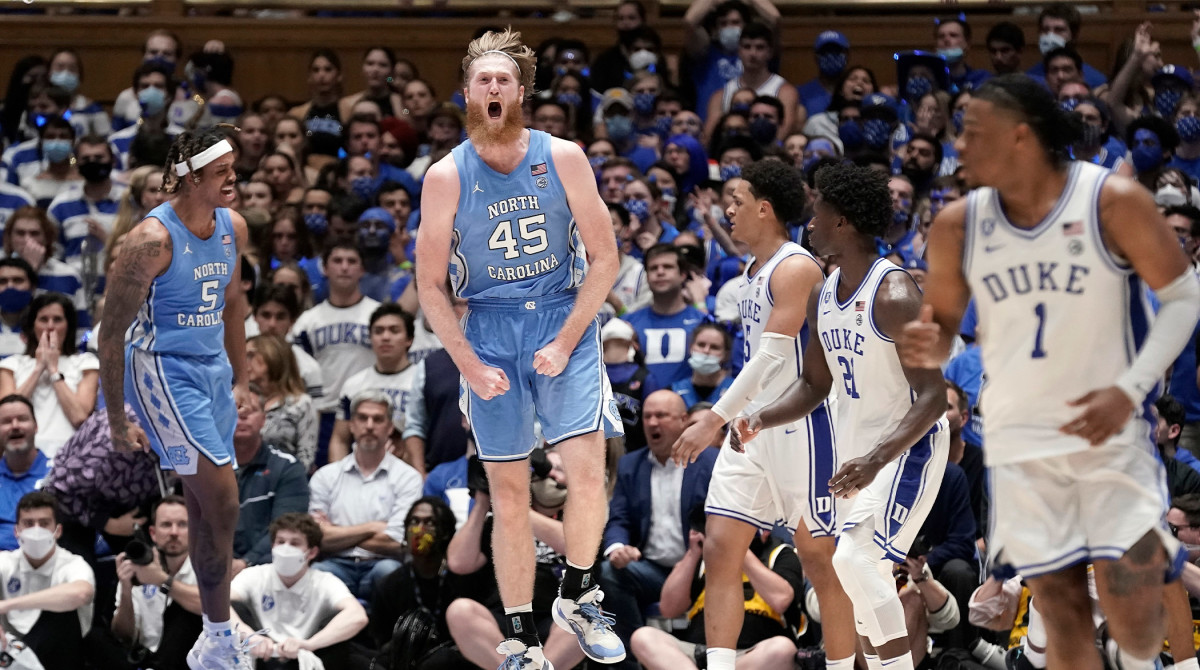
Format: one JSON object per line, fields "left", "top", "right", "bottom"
{"left": 461, "top": 292, "right": 623, "bottom": 461}
{"left": 126, "top": 348, "right": 237, "bottom": 475}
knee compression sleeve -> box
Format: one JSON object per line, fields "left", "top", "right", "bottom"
{"left": 831, "top": 526, "right": 910, "bottom": 645}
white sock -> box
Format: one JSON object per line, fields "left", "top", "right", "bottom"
{"left": 827, "top": 655, "right": 856, "bottom": 670}
{"left": 202, "top": 614, "right": 232, "bottom": 637}
{"left": 878, "top": 652, "right": 915, "bottom": 670}
{"left": 865, "top": 653, "right": 883, "bottom": 670}
{"left": 706, "top": 647, "right": 736, "bottom": 670}
{"left": 1173, "top": 658, "right": 1200, "bottom": 670}
{"left": 1023, "top": 637, "right": 1047, "bottom": 669}
{"left": 1115, "top": 647, "right": 1158, "bottom": 670}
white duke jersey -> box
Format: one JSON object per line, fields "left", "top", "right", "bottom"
{"left": 963, "top": 161, "right": 1155, "bottom": 466}
{"left": 291, "top": 297, "right": 380, "bottom": 413}
{"left": 740, "top": 242, "right": 818, "bottom": 412}
{"left": 818, "top": 258, "right": 945, "bottom": 461}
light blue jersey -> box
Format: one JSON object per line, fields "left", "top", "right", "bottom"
{"left": 129, "top": 202, "right": 236, "bottom": 357}
{"left": 448, "top": 129, "right": 585, "bottom": 300}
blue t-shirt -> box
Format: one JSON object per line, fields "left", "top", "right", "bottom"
{"left": 671, "top": 375, "right": 734, "bottom": 409}
{"left": 1170, "top": 154, "right": 1200, "bottom": 185}
{"left": 691, "top": 46, "right": 742, "bottom": 122}
{"left": 945, "top": 344, "right": 985, "bottom": 448}
{"left": 1027, "top": 61, "right": 1107, "bottom": 89}
{"left": 625, "top": 304, "right": 706, "bottom": 394}
{"left": 797, "top": 79, "right": 832, "bottom": 116}
{"left": 448, "top": 130, "right": 586, "bottom": 301}
{"left": 0, "top": 451, "right": 50, "bottom": 551}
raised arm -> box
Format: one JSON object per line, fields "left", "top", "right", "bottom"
{"left": 99, "top": 218, "right": 172, "bottom": 451}
{"left": 830, "top": 272, "right": 945, "bottom": 498}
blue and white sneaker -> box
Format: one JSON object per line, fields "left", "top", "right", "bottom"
{"left": 496, "top": 639, "right": 554, "bottom": 670}
{"left": 552, "top": 586, "right": 626, "bottom": 664}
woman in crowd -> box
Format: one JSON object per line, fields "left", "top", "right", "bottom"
{"left": 246, "top": 333, "right": 317, "bottom": 469}
{"left": 0, "top": 293, "right": 98, "bottom": 457}
{"left": 289, "top": 49, "right": 345, "bottom": 167}
{"left": 671, "top": 323, "right": 733, "bottom": 409}
{"left": 340, "top": 46, "right": 404, "bottom": 120}
{"left": 259, "top": 151, "right": 306, "bottom": 208}
{"left": 258, "top": 206, "right": 314, "bottom": 275}
{"left": 46, "top": 48, "right": 110, "bottom": 137}
{"left": 22, "top": 116, "right": 80, "bottom": 208}
{"left": 401, "top": 78, "right": 437, "bottom": 140}
{"left": 234, "top": 112, "right": 270, "bottom": 182}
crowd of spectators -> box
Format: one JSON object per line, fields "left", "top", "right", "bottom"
{"left": 0, "top": 1, "right": 1198, "bottom": 668}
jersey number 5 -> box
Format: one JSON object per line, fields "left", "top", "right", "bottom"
{"left": 488, "top": 214, "right": 548, "bottom": 260}
{"left": 198, "top": 280, "right": 219, "bottom": 313}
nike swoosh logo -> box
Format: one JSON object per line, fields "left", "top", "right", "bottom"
{"left": 785, "top": 428, "right": 798, "bottom": 435}
{"left": 984, "top": 244, "right": 1005, "bottom": 252}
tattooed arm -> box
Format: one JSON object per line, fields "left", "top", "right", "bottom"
{"left": 99, "top": 218, "right": 172, "bottom": 452}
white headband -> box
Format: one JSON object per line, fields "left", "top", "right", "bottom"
{"left": 479, "top": 50, "right": 520, "bottom": 71}
{"left": 174, "top": 139, "right": 234, "bottom": 177}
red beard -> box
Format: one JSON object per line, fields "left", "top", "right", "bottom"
{"left": 466, "top": 96, "right": 525, "bottom": 146}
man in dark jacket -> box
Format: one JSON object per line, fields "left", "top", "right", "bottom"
{"left": 232, "top": 390, "right": 309, "bottom": 571}
{"left": 600, "top": 390, "right": 718, "bottom": 666}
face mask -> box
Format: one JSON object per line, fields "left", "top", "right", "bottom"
{"left": 951, "top": 109, "right": 965, "bottom": 135}
{"left": 531, "top": 477, "right": 568, "bottom": 509}
{"left": 1038, "top": 32, "right": 1067, "bottom": 55}
{"left": 718, "top": 26, "right": 742, "bottom": 52}
{"left": 351, "top": 176, "right": 377, "bottom": 202}
{"left": 0, "top": 288, "right": 31, "bottom": 313}
{"left": 606, "top": 115, "right": 634, "bottom": 143}
{"left": 893, "top": 208, "right": 911, "bottom": 228}
{"left": 652, "top": 115, "right": 672, "bottom": 138}
{"left": 719, "top": 163, "right": 742, "bottom": 182}
{"left": 588, "top": 155, "right": 607, "bottom": 173}
{"left": 624, "top": 197, "right": 650, "bottom": 222}
{"left": 146, "top": 55, "right": 175, "bottom": 72}
{"left": 271, "top": 544, "right": 308, "bottom": 578}
{"left": 50, "top": 70, "right": 79, "bottom": 94}
{"left": 937, "top": 47, "right": 964, "bottom": 64}
{"left": 1156, "top": 184, "right": 1189, "bottom": 208}
{"left": 905, "top": 76, "right": 934, "bottom": 101}
{"left": 863, "top": 118, "right": 892, "bottom": 151}
{"left": 838, "top": 119, "right": 864, "bottom": 152}
{"left": 628, "top": 49, "right": 657, "bottom": 72}
{"left": 633, "top": 92, "right": 656, "bottom": 116}
{"left": 1180, "top": 116, "right": 1200, "bottom": 144}
{"left": 78, "top": 161, "right": 113, "bottom": 184}
{"left": 1156, "top": 88, "right": 1184, "bottom": 118}
{"left": 556, "top": 91, "right": 582, "bottom": 108}
{"left": 1132, "top": 145, "right": 1164, "bottom": 174}
{"left": 817, "top": 51, "right": 847, "bottom": 78}
{"left": 688, "top": 352, "right": 723, "bottom": 375}
{"left": 1059, "top": 97, "right": 1080, "bottom": 112}
{"left": 41, "top": 139, "right": 72, "bottom": 164}
{"left": 138, "top": 87, "right": 167, "bottom": 116}
{"left": 304, "top": 212, "right": 328, "bottom": 236}
{"left": 892, "top": 124, "right": 913, "bottom": 151}
{"left": 17, "top": 526, "right": 55, "bottom": 561}
{"left": 408, "top": 527, "right": 436, "bottom": 556}
{"left": 1079, "top": 123, "right": 1104, "bottom": 148}
{"left": 749, "top": 117, "right": 777, "bottom": 144}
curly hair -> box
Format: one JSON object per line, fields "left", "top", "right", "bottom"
{"left": 161, "top": 124, "right": 238, "bottom": 195}
{"left": 462, "top": 27, "right": 536, "bottom": 98}
{"left": 741, "top": 160, "right": 807, "bottom": 226}
{"left": 404, "top": 496, "right": 457, "bottom": 557}
{"left": 814, "top": 163, "right": 893, "bottom": 238}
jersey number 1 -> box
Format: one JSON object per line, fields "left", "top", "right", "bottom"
{"left": 488, "top": 214, "right": 548, "bottom": 260}
{"left": 1031, "top": 302, "right": 1047, "bottom": 359}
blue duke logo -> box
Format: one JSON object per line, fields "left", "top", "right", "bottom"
{"left": 6, "top": 577, "right": 19, "bottom": 594}
{"left": 262, "top": 594, "right": 275, "bottom": 611}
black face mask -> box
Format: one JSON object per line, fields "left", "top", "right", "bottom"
{"left": 78, "top": 161, "right": 113, "bottom": 184}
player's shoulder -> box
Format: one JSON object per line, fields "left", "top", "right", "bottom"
{"left": 874, "top": 264, "right": 922, "bottom": 311}
{"left": 424, "top": 150, "right": 462, "bottom": 186}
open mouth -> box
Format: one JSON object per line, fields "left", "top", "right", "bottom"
{"left": 488, "top": 102, "right": 502, "bottom": 119}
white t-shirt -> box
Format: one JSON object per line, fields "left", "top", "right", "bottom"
{"left": 290, "top": 297, "right": 379, "bottom": 413}
{"left": 231, "top": 565, "right": 353, "bottom": 641}
{"left": 113, "top": 558, "right": 196, "bottom": 652}
{"left": 337, "top": 364, "right": 418, "bottom": 430}
{"left": 407, "top": 313, "right": 443, "bottom": 365}
{"left": 0, "top": 546, "right": 94, "bottom": 636}
{"left": 0, "top": 353, "right": 99, "bottom": 457}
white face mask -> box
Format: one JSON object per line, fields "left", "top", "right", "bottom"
{"left": 272, "top": 544, "right": 308, "bottom": 578}
{"left": 628, "top": 49, "right": 657, "bottom": 72}
{"left": 1038, "top": 32, "right": 1067, "bottom": 55}
{"left": 18, "top": 526, "right": 55, "bottom": 561}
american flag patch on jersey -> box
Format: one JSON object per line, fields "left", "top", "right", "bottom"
{"left": 530, "top": 163, "right": 547, "bottom": 176}
{"left": 855, "top": 301, "right": 866, "bottom": 311}
{"left": 222, "top": 234, "right": 232, "bottom": 244}
{"left": 1062, "top": 221, "right": 1083, "bottom": 236}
